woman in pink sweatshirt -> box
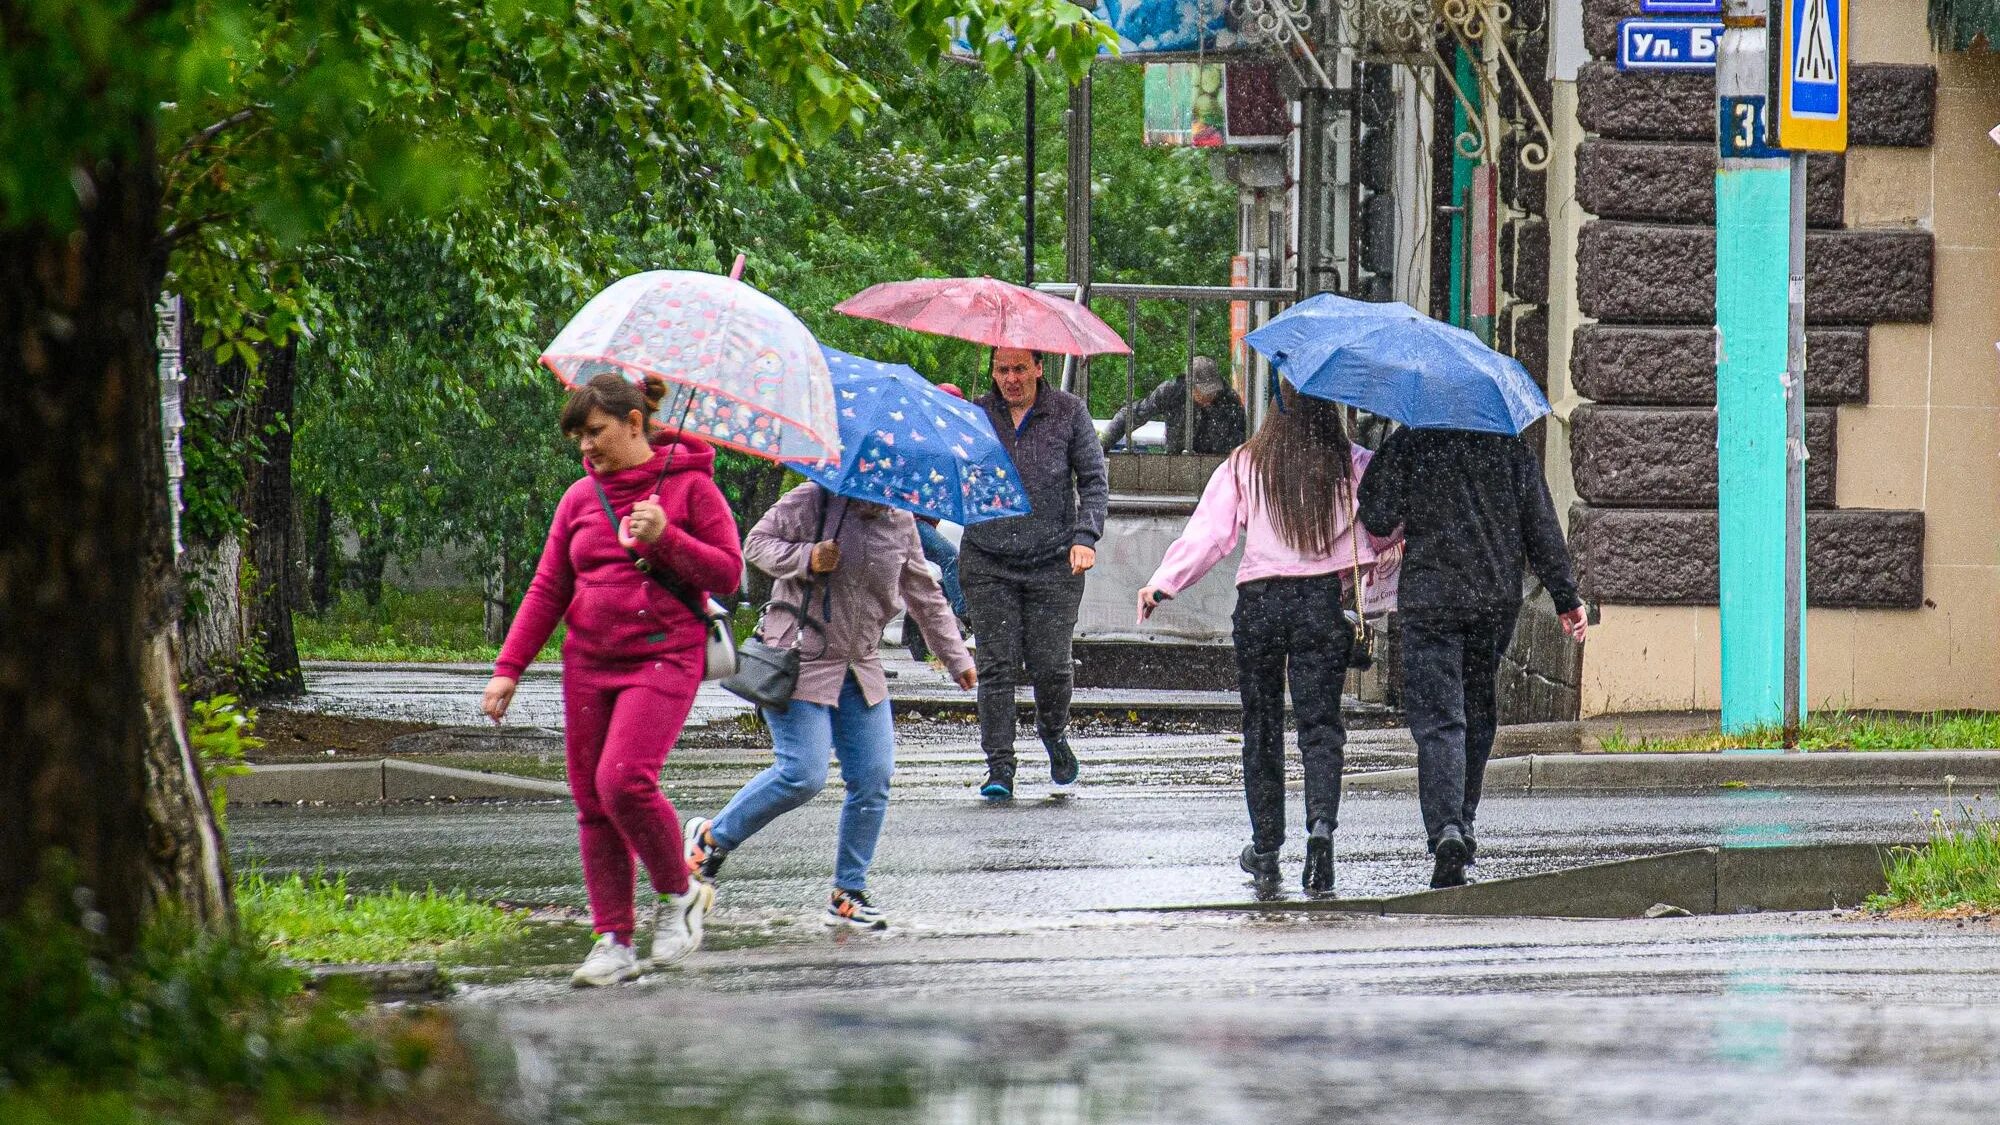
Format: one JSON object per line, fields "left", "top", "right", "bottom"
{"left": 481, "top": 373, "right": 743, "bottom": 986}
{"left": 1138, "top": 386, "right": 1388, "bottom": 895}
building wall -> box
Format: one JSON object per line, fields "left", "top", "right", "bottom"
{"left": 1557, "top": 0, "right": 2000, "bottom": 714}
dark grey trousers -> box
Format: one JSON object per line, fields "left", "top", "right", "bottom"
{"left": 1400, "top": 606, "right": 1520, "bottom": 849}
{"left": 961, "top": 558, "right": 1085, "bottom": 773}
{"left": 1233, "top": 575, "right": 1353, "bottom": 854}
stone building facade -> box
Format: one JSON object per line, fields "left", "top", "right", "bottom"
{"left": 1537, "top": 0, "right": 2000, "bottom": 713}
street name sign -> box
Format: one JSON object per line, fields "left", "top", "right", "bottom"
{"left": 1775, "top": 0, "right": 1848, "bottom": 150}
{"left": 1617, "top": 19, "right": 1722, "bottom": 71}
{"left": 1640, "top": 0, "right": 1722, "bottom": 13}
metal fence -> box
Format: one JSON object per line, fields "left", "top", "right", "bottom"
{"left": 1034, "top": 281, "right": 1296, "bottom": 450}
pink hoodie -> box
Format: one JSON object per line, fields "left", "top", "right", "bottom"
{"left": 1146, "top": 445, "right": 1383, "bottom": 596}
{"left": 495, "top": 432, "right": 743, "bottom": 679}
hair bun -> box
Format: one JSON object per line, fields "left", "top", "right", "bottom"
{"left": 639, "top": 373, "right": 668, "bottom": 414}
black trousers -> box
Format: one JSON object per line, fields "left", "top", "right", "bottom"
{"left": 1233, "top": 575, "right": 1354, "bottom": 855}
{"left": 961, "top": 558, "right": 1086, "bottom": 773}
{"left": 1400, "top": 606, "right": 1521, "bottom": 849}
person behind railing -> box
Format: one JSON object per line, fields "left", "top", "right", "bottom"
{"left": 1099, "top": 355, "right": 1247, "bottom": 455}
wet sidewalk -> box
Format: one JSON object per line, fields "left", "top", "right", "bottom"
{"left": 296, "top": 658, "right": 1390, "bottom": 730}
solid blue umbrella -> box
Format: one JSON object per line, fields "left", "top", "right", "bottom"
{"left": 1245, "top": 294, "right": 1551, "bottom": 434}
{"left": 799, "top": 347, "right": 1030, "bottom": 526}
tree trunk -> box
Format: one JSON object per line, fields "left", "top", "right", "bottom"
{"left": 175, "top": 310, "right": 255, "bottom": 695}
{"left": 352, "top": 526, "right": 392, "bottom": 607}
{"left": 246, "top": 339, "right": 304, "bottom": 696}
{"left": 0, "top": 143, "right": 230, "bottom": 947}
{"left": 176, "top": 535, "right": 248, "bottom": 699}
{"left": 483, "top": 544, "right": 512, "bottom": 645}
{"left": 306, "top": 492, "right": 335, "bottom": 614}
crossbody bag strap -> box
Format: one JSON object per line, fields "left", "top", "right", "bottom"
{"left": 590, "top": 477, "right": 712, "bottom": 621}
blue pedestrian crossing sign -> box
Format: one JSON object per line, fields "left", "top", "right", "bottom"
{"left": 1776, "top": 0, "right": 1847, "bottom": 150}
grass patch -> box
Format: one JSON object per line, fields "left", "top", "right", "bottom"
{"left": 1598, "top": 711, "right": 2000, "bottom": 753}
{"left": 297, "top": 585, "right": 757, "bottom": 664}
{"left": 296, "top": 587, "right": 561, "bottom": 664}
{"left": 2, "top": 879, "right": 494, "bottom": 1124}
{"left": 1868, "top": 803, "right": 2000, "bottom": 915}
{"left": 239, "top": 871, "right": 524, "bottom": 966}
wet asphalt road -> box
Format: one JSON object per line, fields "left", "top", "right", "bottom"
{"left": 229, "top": 788, "right": 1938, "bottom": 918}
{"left": 248, "top": 670, "right": 2000, "bottom": 1122}
{"left": 233, "top": 790, "right": 2000, "bottom": 1123}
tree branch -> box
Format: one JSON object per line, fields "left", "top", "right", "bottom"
{"left": 168, "top": 106, "right": 267, "bottom": 170}
{"left": 158, "top": 209, "right": 241, "bottom": 249}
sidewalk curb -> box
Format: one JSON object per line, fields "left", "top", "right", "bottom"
{"left": 1344, "top": 750, "right": 2000, "bottom": 793}
{"left": 231, "top": 760, "right": 568, "bottom": 804}
{"left": 1123, "top": 840, "right": 1914, "bottom": 919}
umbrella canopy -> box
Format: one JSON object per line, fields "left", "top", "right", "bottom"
{"left": 835, "top": 276, "right": 1131, "bottom": 356}
{"left": 799, "top": 347, "right": 1031, "bottom": 526}
{"left": 1246, "top": 294, "right": 1551, "bottom": 435}
{"left": 541, "top": 270, "right": 840, "bottom": 464}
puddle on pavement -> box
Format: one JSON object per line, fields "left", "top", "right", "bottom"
{"left": 455, "top": 921, "right": 800, "bottom": 988}
{"left": 458, "top": 991, "right": 2000, "bottom": 1124}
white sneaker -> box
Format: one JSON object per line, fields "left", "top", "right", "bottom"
{"left": 649, "top": 882, "right": 715, "bottom": 966}
{"left": 570, "top": 933, "right": 642, "bottom": 988}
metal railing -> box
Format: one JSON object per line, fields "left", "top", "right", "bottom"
{"left": 1033, "top": 282, "right": 1296, "bottom": 450}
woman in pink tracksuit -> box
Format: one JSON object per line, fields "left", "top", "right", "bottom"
{"left": 481, "top": 373, "right": 742, "bottom": 987}
{"left": 1137, "top": 387, "right": 1392, "bottom": 896}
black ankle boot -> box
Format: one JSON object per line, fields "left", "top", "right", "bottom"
{"left": 1303, "top": 820, "right": 1335, "bottom": 894}
{"left": 1430, "top": 825, "right": 1471, "bottom": 889}
{"left": 1239, "top": 843, "right": 1280, "bottom": 883}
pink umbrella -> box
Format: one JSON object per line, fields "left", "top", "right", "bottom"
{"left": 835, "top": 276, "right": 1131, "bottom": 356}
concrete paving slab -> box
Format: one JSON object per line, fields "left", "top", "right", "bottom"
{"left": 1380, "top": 847, "right": 1720, "bottom": 918}
{"left": 1162, "top": 841, "right": 1914, "bottom": 921}
{"left": 1715, "top": 841, "right": 1898, "bottom": 913}
{"left": 381, "top": 760, "right": 569, "bottom": 801}
{"left": 230, "top": 760, "right": 382, "bottom": 803}
{"left": 1532, "top": 750, "right": 2000, "bottom": 789}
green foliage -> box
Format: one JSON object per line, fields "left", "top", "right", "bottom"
{"left": 295, "top": 587, "right": 562, "bottom": 664}
{"left": 238, "top": 871, "right": 523, "bottom": 966}
{"left": 0, "top": 881, "right": 417, "bottom": 1120}
{"left": 1870, "top": 800, "right": 2000, "bottom": 914}
{"left": 293, "top": 51, "right": 1239, "bottom": 594}
{"left": 177, "top": 394, "right": 261, "bottom": 544}
{"left": 1597, "top": 712, "right": 2000, "bottom": 753}
{"left": 188, "top": 695, "right": 260, "bottom": 827}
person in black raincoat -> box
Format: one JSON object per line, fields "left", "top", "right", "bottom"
{"left": 1358, "top": 426, "right": 1586, "bottom": 888}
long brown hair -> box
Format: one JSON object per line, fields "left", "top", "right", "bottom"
{"left": 1241, "top": 384, "right": 1353, "bottom": 557}
{"left": 560, "top": 372, "right": 667, "bottom": 436}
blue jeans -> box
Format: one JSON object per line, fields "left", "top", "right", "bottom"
{"left": 709, "top": 674, "right": 896, "bottom": 892}
{"left": 917, "top": 521, "right": 967, "bottom": 619}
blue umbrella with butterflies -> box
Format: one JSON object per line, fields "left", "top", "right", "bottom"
{"left": 799, "top": 347, "right": 1030, "bottom": 525}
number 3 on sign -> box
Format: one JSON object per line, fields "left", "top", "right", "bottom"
{"left": 1720, "top": 94, "right": 1783, "bottom": 159}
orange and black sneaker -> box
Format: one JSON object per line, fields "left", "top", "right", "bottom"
{"left": 822, "top": 887, "right": 888, "bottom": 931}
{"left": 683, "top": 816, "right": 728, "bottom": 882}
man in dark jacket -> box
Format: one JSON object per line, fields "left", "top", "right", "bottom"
{"left": 1099, "top": 356, "right": 1247, "bottom": 455}
{"left": 1358, "top": 426, "right": 1587, "bottom": 889}
{"left": 962, "top": 347, "right": 1110, "bottom": 799}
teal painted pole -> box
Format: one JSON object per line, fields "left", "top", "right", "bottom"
{"left": 1716, "top": 0, "right": 1794, "bottom": 734}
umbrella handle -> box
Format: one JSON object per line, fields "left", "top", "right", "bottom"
{"left": 617, "top": 493, "right": 662, "bottom": 550}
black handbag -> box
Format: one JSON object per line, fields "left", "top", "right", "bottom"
{"left": 719, "top": 599, "right": 824, "bottom": 712}
{"left": 721, "top": 487, "right": 836, "bottom": 712}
